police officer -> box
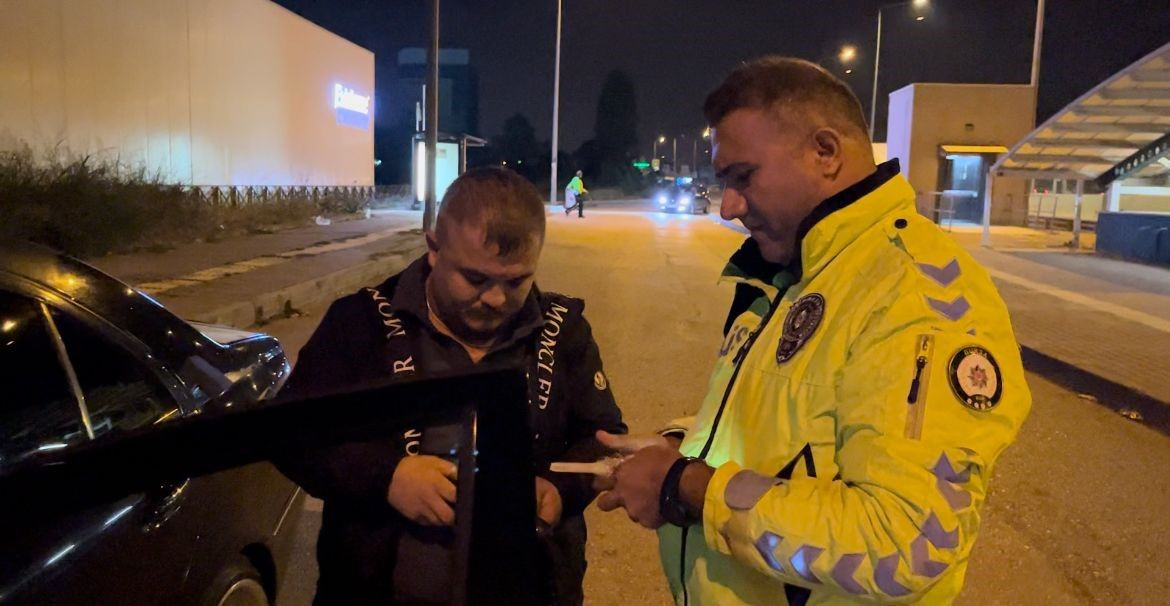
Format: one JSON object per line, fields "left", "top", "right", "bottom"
{"left": 277, "top": 167, "right": 625, "bottom": 605}
{"left": 595, "top": 57, "right": 1031, "bottom": 605}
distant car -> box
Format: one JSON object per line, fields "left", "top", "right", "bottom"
{"left": 0, "top": 242, "right": 300, "bottom": 606}
{"left": 654, "top": 182, "right": 711, "bottom": 215}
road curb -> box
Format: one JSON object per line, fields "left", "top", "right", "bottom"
{"left": 187, "top": 241, "right": 426, "bottom": 328}
{"left": 1020, "top": 345, "right": 1170, "bottom": 437}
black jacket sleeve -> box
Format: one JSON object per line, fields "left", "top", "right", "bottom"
{"left": 543, "top": 311, "right": 627, "bottom": 519}
{"left": 272, "top": 298, "right": 402, "bottom": 510}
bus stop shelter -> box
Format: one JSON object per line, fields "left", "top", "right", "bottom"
{"left": 986, "top": 42, "right": 1170, "bottom": 256}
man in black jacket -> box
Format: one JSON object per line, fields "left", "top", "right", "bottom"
{"left": 276, "top": 167, "right": 625, "bottom": 605}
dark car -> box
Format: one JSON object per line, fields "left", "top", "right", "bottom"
{"left": 0, "top": 242, "right": 301, "bottom": 606}
{"left": 654, "top": 179, "right": 711, "bottom": 215}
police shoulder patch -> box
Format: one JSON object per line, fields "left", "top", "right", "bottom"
{"left": 947, "top": 345, "right": 1002, "bottom": 411}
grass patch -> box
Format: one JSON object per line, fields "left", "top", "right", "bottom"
{"left": 0, "top": 146, "right": 367, "bottom": 258}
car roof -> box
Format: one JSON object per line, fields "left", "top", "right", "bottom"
{"left": 0, "top": 241, "right": 219, "bottom": 369}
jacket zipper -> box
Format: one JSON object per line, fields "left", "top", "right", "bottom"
{"left": 681, "top": 291, "right": 786, "bottom": 606}
{"left": 904, "top": 334, "right": 934, "bottom": 440}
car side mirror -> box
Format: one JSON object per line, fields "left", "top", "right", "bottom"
{"left": 179, "top": 355, "right": 233, "bottom": 402}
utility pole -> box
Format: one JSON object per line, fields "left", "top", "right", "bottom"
{"left": 549, "top": 0, "right": 563, "bottom": 206}
{"left": 424, "top": 0, "right": 440, "bottom": 232}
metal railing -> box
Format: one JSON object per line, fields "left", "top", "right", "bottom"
{"left": 183, "top": 185, "right": 376, "bottom": 207}
{"left": 919, "top": 191, "right": 959, "bottom": 232}
{"left": 1028, "top": 193, "right": 1060, "bottom": 230}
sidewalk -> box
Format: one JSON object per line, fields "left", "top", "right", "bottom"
{"left": 949, "top": 225, "right": 1170, "bottom": 408}
{"left": 88, "top": 210, "right": 426, "bottom": 328}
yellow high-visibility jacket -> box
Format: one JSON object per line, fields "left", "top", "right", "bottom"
{"left": 659, "top": 163, "right": 1031, "bottom": 605}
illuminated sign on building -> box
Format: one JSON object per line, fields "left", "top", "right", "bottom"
{"left": 334, "top": 83, "right": 371, "bottom": 129}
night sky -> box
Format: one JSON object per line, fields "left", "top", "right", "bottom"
{"left": 277, "top": 0, "right": 1169, "bottom": 154}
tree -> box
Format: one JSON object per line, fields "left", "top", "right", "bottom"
{"left": 494, "top": 114, "right": 539, "bottom": 164}
{"left": 590, "top": 70, "right": 639, "bottom": 187}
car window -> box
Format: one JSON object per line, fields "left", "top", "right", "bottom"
{"left": 0, "top": 291, "right": 87, "bottom": 471}
{"left": 50, "top": 310, "right": 179, "bottom": 437}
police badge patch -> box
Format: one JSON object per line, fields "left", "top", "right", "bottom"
{"left": 947, "top": 346, "right": 1003, "bottom": 411}
{"left": 776, "top": 293, "right": 825, "bottom": 363}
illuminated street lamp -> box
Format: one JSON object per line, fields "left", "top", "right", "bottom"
{"left": 653, "top": 134, "right": 666, "bottom": 159}
{"left": 839, "top": 45, "right": 858, "bottom": 75}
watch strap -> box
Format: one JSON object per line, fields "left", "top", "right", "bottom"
{"left": 660, "top": 456, "right": 702, "bottom": 527}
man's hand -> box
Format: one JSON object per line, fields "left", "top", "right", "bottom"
{"left": 535, "top": 476, "right": 563, "bottom": 527}
{"left": 592, "top": 430, "right": 675, "bottom": 491}
{"left": 596, "top": 444, "right": 682, "bottom": 529}
{"left": 387, "top": 455, "right": 457, "bottom": 526}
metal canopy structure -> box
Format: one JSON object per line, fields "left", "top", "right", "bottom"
{"left": 990, "top": 42, "right": 1170, "bottom": 182}
{"left": 981, "top": 42, "right": 1170, "bottom": 248}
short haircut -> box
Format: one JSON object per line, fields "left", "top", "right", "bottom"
{"left": 704, "top": 56, "right": 870, "bottom": 140}
{"left": 435, "top": 167, "right": 546, "bottom": 256}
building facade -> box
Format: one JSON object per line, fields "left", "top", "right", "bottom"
{"left": 0, "top": 0, "right": 374, "bottom": 187}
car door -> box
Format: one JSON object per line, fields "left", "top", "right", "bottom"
{"left": 0, "top": 289, "right": 195, "bottom": 605}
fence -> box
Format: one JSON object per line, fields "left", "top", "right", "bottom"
{"left": 184, "top": 185, "right": 376, "bottom": 207}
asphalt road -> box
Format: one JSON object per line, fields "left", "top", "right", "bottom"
{"left": 266, "top": 202, "right": 1170, "bottom": 605}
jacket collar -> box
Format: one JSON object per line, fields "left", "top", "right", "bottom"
{"left": 721, "top": 159, "right": 909, "bottom": 290}
{"left": 388, "top": 255, "right": 546, "bottom": 350}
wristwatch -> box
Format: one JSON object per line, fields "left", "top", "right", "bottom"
{"left": 660, "top": 456, "right": 703, "bottom": 527}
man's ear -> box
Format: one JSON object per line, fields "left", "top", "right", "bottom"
{"left": 811, "top": 128, "right": 845, "bottom": 179}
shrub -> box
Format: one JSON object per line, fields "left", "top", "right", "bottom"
{"left": 0, "top": 146, "right": 368, "bottom": 257}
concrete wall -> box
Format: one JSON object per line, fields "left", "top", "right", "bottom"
{"left": 0, "top": 0, "right": 374, "bottom": 187}
{"left": 886, "top": 83, "right": 1036, "bottom": 225}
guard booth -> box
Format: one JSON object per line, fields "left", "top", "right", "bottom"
{"left": 988, "top": 41, "right": 1170, "bottom": 260}
{"left": 885, "top": 83, "right": 1036, "bottom": 229}
{"left": 411, "top": 133, "right": 487, "bottom": 210}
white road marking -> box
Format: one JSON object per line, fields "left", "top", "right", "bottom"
{"left": 987, "top": 267, "right": 1170, "bottom": 334}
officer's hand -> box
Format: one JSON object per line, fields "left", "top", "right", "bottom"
{"left": 596, "top": 445, "right": 681, "bottom": 529}
{"left": 387, "top": 455, "right": 457, "bottom": 526}
{"left": 535, "top": 476, "right": 563, "bottom": 527}
{"left": 592, "top": 430, "right": 672, "bottom": 491}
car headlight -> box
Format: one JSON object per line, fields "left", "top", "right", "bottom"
{"left": 680, "top": 195, "right": 692, "bottom": 204}
{"left": 658, "top": 194, "right": 668, "bottom": 204}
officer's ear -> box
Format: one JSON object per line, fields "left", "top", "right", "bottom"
{"left": 811, "top": 127, "right": 845, "bottom": 179}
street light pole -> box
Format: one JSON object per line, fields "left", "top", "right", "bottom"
{"left": 424, "top": 0, "right": 440, "bottom": 232}
{"left": 1030, "top": 0, "right": 1046, "bottom": 88}
{"left": 549, "top": 0, "right": 563, "bottom": 206}
{"left": 672, "top": 136, "right": 677, "bottom": 173}
{"left": 868, "top": 0, "right": 928, "bottom": 141}
{"left": 868, "top": 9, "right": 883, "bottom": 140}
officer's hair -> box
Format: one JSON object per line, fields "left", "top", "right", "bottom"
{"left": 435, "top": 167, "right": 546, "bottom": 256}
{"left": 704, "top": 56, "right": 870, "bottom": 141}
